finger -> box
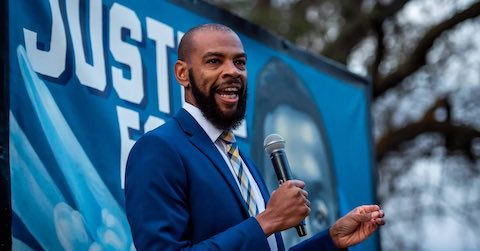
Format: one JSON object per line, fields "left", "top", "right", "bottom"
{"left": 371, "top": 210, "right": 383, "bottom": 219}
{"left": 305, "top": 199, "right": 311, "bottom": 207}
{"left": 372, "top": 210, "right": 385, "bottom": 218}
{"left": 300, "top": 204, "right": 311, "bottom": 217}
{"left": 351, "top": 209, "right": 382, "bottom": 223}
{"left": 300, "top": 189, "right": 308, "bottom": 197}
{"left": 289, "top": 179, "right": 305, "bottom": 189}
{"left": 362, "top": 210, "right": 384, "bottom": 223}
{"left": 352, "top": 212, "right": 371, "bottom": 223}
{"left": 355, "top": 204, "right": 381, "bottom": 213}
{"left": 375, "top": 218, "right": 386, "bottom": 225}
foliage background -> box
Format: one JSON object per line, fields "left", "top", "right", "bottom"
{"left": 205, "top": 0, "right": 480, "bottom": 250}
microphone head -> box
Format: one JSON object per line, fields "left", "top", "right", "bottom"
{"left": 264, "top": 134, "right": 286, "bottom": 155}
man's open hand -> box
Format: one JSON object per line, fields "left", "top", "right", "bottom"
{"left": 329, "top": 205, "right": 385, "bottom": 248}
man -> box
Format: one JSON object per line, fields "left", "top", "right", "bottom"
{"left": 125, "top": 23, "right": 385, "bottom": 251}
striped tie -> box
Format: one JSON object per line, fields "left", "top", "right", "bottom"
{"left": 220, "top": 131, "right": 258, "bottom": 216}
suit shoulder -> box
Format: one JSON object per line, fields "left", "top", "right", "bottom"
{"left": 143, "top": 117, "right": 184, "bottom": 141}
{"left": 126, "top": 118, "right": 186, "bottom": 175}
{"left": 126, "top": 118, "right": 186, "bottom": 163}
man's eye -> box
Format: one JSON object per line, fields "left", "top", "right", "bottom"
{"left": 235, "top": 60, "right": 246, "bottom": 66}
{"left": 207, "top": 59, "right": 219, "bottom": 64}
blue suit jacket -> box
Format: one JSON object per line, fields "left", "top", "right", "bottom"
{"left": 125, "top": 109, "right": 341, "bottom": 251}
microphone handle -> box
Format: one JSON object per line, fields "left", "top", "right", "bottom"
{"left": 270, "top": 151, "right": 307, "bottom": 237}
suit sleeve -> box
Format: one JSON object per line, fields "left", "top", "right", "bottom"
{"left": 289, "top": 228, "right": 347, "bottom": 251}
{"left": 124, "top": 134, "right": 270, "bottom": 251}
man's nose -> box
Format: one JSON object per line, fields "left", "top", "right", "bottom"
{"left": 222, "top": 61, "right": 242, "bottom": 78}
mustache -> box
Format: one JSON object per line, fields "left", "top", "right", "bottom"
{"left": 212, "top": 78, "right": 243, "bottom": 92}
{"left": 226, "top": 77, "right": 242, "bottom": 84}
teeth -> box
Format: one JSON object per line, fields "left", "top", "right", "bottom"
{"left": 218, "top": 86, "right": 239, "bottom": 100}
{"left": 220, "top": 93, "right": 237, "bottom": 98}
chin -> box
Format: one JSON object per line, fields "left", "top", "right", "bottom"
{"left": 218, "top": 104, "right": 237, "bottom": 114}
{"left": 223, "top": 107, "right": 239, "bottom": 116}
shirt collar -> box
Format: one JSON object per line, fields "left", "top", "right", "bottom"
{"left": 183, "top": 102, "right": 223, "bottom": 143}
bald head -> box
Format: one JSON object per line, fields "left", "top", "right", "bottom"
{"left": 178, "top": 24, "right": 236, "bottom": 62}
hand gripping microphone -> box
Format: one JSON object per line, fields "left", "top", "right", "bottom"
{"left": 264, "top": 134, "right": 307, "bottom": 237}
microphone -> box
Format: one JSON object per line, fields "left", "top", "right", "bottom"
{"left": 264, "top": 134, "right": 307, "bottom": 237}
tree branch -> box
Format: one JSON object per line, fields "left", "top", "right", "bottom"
{"left": 371, "top": 20, "right": 385, "bottom": 82}
{"left": 321, "top": 0, "right": 409, "bottom": 63}
{"left": 376, "top": 96, "right": 480, "bottom": 161}
{"left": 283, "top": 0, "right": 316, "bottom": 41}
{"left": 374, "top": 1, "right": 480, "bottom": 98}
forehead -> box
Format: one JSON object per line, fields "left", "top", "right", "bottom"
{"left": 190, "top": 30, "right": 245, "bottom": 57}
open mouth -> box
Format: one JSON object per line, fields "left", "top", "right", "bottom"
{"left": 216, "top": 86, "right": 240, "bottom": 103}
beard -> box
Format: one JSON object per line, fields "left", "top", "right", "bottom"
{"left": 189, "top": 69, "right": 247, "bottom": 131}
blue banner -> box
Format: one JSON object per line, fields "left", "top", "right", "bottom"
{"left": 8, "top": 0, "right": 377, "bottom": 250}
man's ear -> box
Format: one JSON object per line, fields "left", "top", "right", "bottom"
{"left": 174, "top": 60, "right": 189, "bottom": 88}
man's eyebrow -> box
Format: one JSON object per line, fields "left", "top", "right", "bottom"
{"left": 202, "top": 52, "right": 224, "bottom": 59}
{"left": 235, "top": 53, "right": 247, "bottom": 59}
{"left": 202, "top": 52, "right": 247, "bottom": 59}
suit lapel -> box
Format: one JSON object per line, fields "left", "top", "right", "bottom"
{"left": 174, "top": 109, "right": 250, "bottom": 217}
{"left": 175, "top": 109, "right": 286, "bottom": 250}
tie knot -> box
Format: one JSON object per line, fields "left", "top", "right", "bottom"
{"left": 220, "top": 130, "right": 236, "bottom": 144}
